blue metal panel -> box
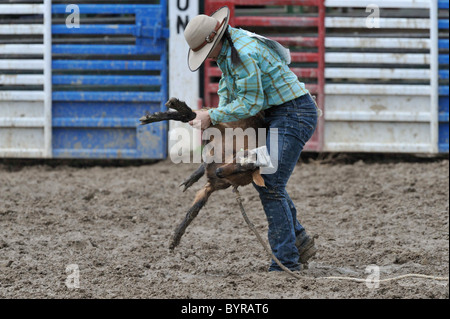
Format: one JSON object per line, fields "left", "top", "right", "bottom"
{"left": 52, "top": 75, "right": 162, "bottom": 86}
{"left": 439, "top": 0, "right": 449, "bottom": 9}
{"left": 52, "top": 2, "right": 169, "bottom": 159}
{"left": 438, "top": 2, "right": 449, "bottom": 152}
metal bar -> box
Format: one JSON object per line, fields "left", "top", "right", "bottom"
{"left": 325, "top": 37, "right": 431, "bottom": 49}
{"left": 232, "top": 0, "right": 320, "bottom": 5}
{"left": 0, "top": 4, "right": 44, "bottom": 14}
{"left": 52, "top": 91, "right": 163, "bottom": 102}
{"left": 0, "top": 91, "right": 45, "bottom": 101}
{"left": 439, "top": 70, "right": 450, "bottom": 79}
{"left": 52, "top": 44, "right": 164, "bottom": 55}
{"left": 290, "top": 68, "right": 319, "bottom": 78}
{"left": 51, "top": 4, "right": 161, "bottom": 14}
{"left": 325, "top": 111, "right": 432, "bottom": 122}
{"left": 325, "top": 84, "right": 431, "bottom": 95}
{"left": 0, "top": 24, "right": 44, "bottom": 34}
{"left": 439, "top": 39, "right": 450, "bottom": 49}
{"left": 325, "top": 68, "right": 431, "bottom": 79}
{"left": 235, "top": 16, "right": 318, "bottom": 27}
{"left": 0, "top": 60, "right": 44, "bottom": 70}
{"left": 325, "top": 52, "right": 431, "bottom": 64}
{"left": 52, "top": 75, "right": 162, "bottom": 86}
{"left": 316, "top": 0, "right": 326, "bottom": 152}
{"left": 52, "top": 118, "right": 138, "bottom": 128}
{"left": 430, "top": 0, "right": 440, "bottom": 153}
{"left": 52, "top": 60, "right": 163, "bottom": 71}
{"left": 325, "top": 17, "right": 430, "bottom": 29}
{"left": 0, "top": 44, "right": 44, "bottom": 55}
{"left": 325, "top": 0, "right": 431, "bottom": 8}
{"left": 325, "top": 142, "right": 432, "bottom": 153}
{"left": 439, "top": 19, "right": 449, "bottom": 29}
{"left": 0, "top": 149, "right": 45, "bottom": 158}
{"left": 52, "top": 149, "right": 137, "bottom": 159}
{"left": 0, "top": 75, "right": 44, "bottom": 85}
{"left": 291, "top": 52, "right": 319, "bottom": 62}
{"left": 52, "top": 24, "right": 136, "bottom": 35}
{"left": 439, "top": 54, "right": 449, "bottom": 64}
{"left": 438, "top": 0, "right": 449, "bottom": 9}
{"left": 269, "top": 36, "right": 319, "bottom": 47}
{"left": 0, "top": 118, "right": 45, "bottom": 128}
{"left": 44, "top": 0, "right": 52, "bottom": 158}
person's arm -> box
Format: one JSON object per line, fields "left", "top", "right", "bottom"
{"left": 217, "top": 74, "right": 230, "bottom": 108}
{"left": 208, "top": 52, "right": 265, "bottom": 125}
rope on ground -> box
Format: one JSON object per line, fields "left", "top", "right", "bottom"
{"left": 233, "top": 187, "right": 449, "bottom": 284}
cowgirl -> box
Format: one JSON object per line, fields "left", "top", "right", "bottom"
{"left": 184, "top": 7, "right": 318, "bottom": 272}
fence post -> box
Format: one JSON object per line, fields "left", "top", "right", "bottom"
{"left": 44, "top": 0, "right": 52, "bottom": 158}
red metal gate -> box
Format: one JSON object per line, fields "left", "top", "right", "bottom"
{"left": 204, "top": 0, "right": 325, "bottom": 151}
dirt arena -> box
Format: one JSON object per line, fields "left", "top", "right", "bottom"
{"left": 0, "top": 155, "right": 448, "bottom": 299}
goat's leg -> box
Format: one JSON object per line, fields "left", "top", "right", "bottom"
{"left": 179, "top": 163, "right": 205, "bottom": 192}
{"left": 169, "top": 182, "right": 215, "bottom": 250}
{"left": 140, "top": 98, "right": 196, "bottom": 125}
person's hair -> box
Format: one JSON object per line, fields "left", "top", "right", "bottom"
{"left": 223, "top": 28, "right": 242, "bottom": 66}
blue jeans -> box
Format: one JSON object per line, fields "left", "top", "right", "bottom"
{"left": 253, "top": 94, "right": 318, "bottom": 271}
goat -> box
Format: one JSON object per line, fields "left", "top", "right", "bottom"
{"left": 140, "top": 98, "right": 266, "bottom": 250}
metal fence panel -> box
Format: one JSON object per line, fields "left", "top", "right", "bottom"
{"left": 438, "top": 0, "right": 449, "bottom": 152}
{"left": 51, "top": 1, "right": 169, "bottom": 159}
{"left": 0, "top": 1, "right": 52, "bottom": 158}
{"left": 324, "top": 0, "right": 439, "bottom": 153}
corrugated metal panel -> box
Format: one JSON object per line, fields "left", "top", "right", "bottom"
{"left": 324, "top": 0, "right": 438, "bottom": 153}
{"left": 438, "top": 0, "right": 449, "bottom": 152}
{"left": 0, "top": 1, "right": 52, "bottom": 158}
{"left": 51, "top": 1, "right": 169, "bottom": 159}
{"left": 204, "top": 0, "right": 325, "bottom": 151}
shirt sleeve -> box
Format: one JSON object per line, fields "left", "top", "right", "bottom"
{"left": 208, "top": 51, "right": 265, "bottom": 125}
{"left": 217, "top": 74, "right": 229, "bottom": 108}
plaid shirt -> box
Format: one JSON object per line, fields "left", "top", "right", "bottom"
{"left": 208, "top": 26, "right": 308, "bottom": 125}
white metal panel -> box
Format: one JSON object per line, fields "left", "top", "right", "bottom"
{"left": 324, "top": 0, "right": 436, "bottom": 153}
{"left": 0, "top": 75, "right": 45, "bottom": 85}
{"left": 325, "top": 17, "right": 430, "bottom": 29}
{"left": 325, "top": 37, "right": 431, "bottom": 49}
{"left": 325, "top": 0, "right": 430, "bottom": 9}
{"left": 0, "top": 1, "right": 50, "bottom": 159}
{"left": 0, "top": 118, "right": 45, "bottom": 127}
{"left": 0, "top": 44, "right": 44, "bottom": 55}
{"left": 325, "top": 95, "right": 431, "bottom": 117}
{"left": 324, "top": 122, "right": 433, "bottom": 153}
{"left": 0, "top": 4, "right": 44, "bottom": 14}
{"left": 0, "top": 91, "right": 45, "bottom": 101}
{"left": 0, "top": 25, "right": 44, "bottom": 34}
{"left": 325, "top": 53, "right": 430, "bottom": 64}
{"left": 325, "top": 84, "right": 431, "bottom": 95}
{"left": 0, "top": 101, "right": 44, "bottom": 118}
{"left": 0, "top": 60, "right": 45, "bottom": 70}
{"left": 326, "top": 68, "right": 430, "bottom": 79}
{"left": 0, "top": 128, "right": 45, "bottom": 151}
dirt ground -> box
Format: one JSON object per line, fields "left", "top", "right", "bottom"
{"left": 0, "top": 155, "right": 448, "bottom": 299}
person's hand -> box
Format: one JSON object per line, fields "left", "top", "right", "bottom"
{"left": 189, "top": 110, "right": 211, "bottom": 130}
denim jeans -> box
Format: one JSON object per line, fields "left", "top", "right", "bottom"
{"left": 253, "top": 94, "right": 318, "bottom": 271}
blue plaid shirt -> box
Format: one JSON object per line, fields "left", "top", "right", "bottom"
{"left": 208, "top": 26, "right": 308, "bottom": 125}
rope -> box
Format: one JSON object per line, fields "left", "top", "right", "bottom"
{"left": 233, "top": 187, "right": 449, "bottom": 284}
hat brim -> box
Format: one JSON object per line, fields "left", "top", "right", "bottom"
{"left": 187, "top": 6, "right": 230, "bottom": 72}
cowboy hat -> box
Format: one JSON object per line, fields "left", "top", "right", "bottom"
{"left": 184, "top": 6, "right": 230, "bottom": 72}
